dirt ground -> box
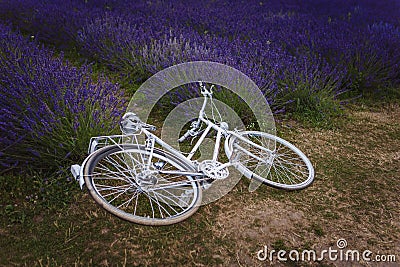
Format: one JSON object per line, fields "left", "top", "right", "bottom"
{"left": 1, "top": 104, "right": 399, "bottom": 266}
{"left": 209, "top": 103, "right": 400, "bottom": 266}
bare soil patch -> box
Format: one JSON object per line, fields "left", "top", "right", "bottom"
{"left": 211, "top": 104, "right": 400, "bottom": 266}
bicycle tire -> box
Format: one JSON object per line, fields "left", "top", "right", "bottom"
{"left": 225, "top": 131, "right": 314, "bottom": 190}
{"left": 83, "top": 144, "right": 202, "bottom": 225}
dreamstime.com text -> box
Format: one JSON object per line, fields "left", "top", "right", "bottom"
{"left": 256, "top": 239, "right": 397, "bottom": 263}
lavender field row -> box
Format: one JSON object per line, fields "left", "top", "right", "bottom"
{"left": 0, "top": 24, "right": 126, "bottom": 172}
{"left": 0, "top": 0, "right": 399, "bottom": 173}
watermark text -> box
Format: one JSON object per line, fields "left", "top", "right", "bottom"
{"left": 257, "top": 239, "right": 397, "bottom": 263}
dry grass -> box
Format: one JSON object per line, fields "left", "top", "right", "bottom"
{"left": 208, "top": 103, "right": 400, "bottom": 266}
{"left": 1, "top": 103, "right": 399, "bottom": 266}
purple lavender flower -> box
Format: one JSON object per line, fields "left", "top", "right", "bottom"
{"left": 0, "top": 0, "right": 398, "bottom": 143}
{"left": 0, "top": 24, "right": 126, "bottom": 172}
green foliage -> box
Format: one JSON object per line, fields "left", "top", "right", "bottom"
{"left": 1, "top": 172, "right": 77, "bottom": 213}
{"left": 4, "top": 205, "right": 27, "bottom": 224}
{"left": 2, "top": 97, "right": 123, "bottom": 176}
{"left": 212, "top": 88, "right": 259, "bottom": 128}
{"left": 278, "top": 81, "right": 344, "bottom": 128}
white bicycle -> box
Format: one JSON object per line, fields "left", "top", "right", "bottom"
{"left": 71, "top": 82, "right": 314, "bottom": 225}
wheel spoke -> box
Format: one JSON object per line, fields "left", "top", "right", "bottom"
{"left": 84, "top": 145, "right": 201, "bottom": 225}
{"left": 228, "top": 131, "right": 313, "bottom": 189}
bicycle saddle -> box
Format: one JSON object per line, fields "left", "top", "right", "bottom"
{"left": 120, "top": 112, "right": 156, "bottom": 134}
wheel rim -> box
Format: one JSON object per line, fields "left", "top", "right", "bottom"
{"left": 84, "top": 146, "right": 201, "bottom": 224}
{"left": 227, "top": 131, "right": 314, "bottom": 190}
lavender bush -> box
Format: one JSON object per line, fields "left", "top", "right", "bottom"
{"left": 0, "top": 0, "right": 109, "bottom": 49}
{"left": 0, "top": 0, "right": 399, "bottom": 131}
{"left": 0, "top": 24, "right": 126, "bottom": 173}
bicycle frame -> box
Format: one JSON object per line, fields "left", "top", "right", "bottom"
{"left": 71, "top": 81, "right": 314, "bottom": 225}
{"left": 139, "top": 84, "right": 275, "bottom": 179}
{"left": 75, "top": 83, "right": 276, "bottom": 189}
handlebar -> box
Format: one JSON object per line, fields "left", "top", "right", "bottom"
{"left": 178, "top": 130, "right": 192, "bottom": 143}
{"left": 199, "top": 81, "right": 214, "bottom": 96}
{"left": 178, "top": 82, "right": 214, "bottom": 142}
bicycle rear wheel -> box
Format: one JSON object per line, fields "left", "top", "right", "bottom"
{"left": 83, "top": 144, "right": 202, "bottom": 225}
{"left": 225, "top": 131, "right": 314, "bottom": 190}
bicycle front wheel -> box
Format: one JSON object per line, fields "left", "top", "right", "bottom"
{"left": 83, "top": 144, "right": 202, "bottom": 225}
{"left": 225, "top": 131, "right": 314, "bottom": 190}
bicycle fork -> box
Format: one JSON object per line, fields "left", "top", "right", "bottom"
{"left": 230, "top": 142, "right": 275, "bottom": 179}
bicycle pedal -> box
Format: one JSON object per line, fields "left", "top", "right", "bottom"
{"left": 200, "top": 179, "right": 214, "bottom": 190}
{"left": 70, "top": 164, "right": 81, "bottom": 181}
{"left": 198, "top": 160, "right": 229, "bottom": 180}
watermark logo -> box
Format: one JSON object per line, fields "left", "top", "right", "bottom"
{"left": 127, "top": 61, "right": 276, "bottom": 205}
{"left": 336, "top": 238, "right": 347, "bottom": 249}
{"left": 256, "top": 238, "right": 397, "bottom": 263}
